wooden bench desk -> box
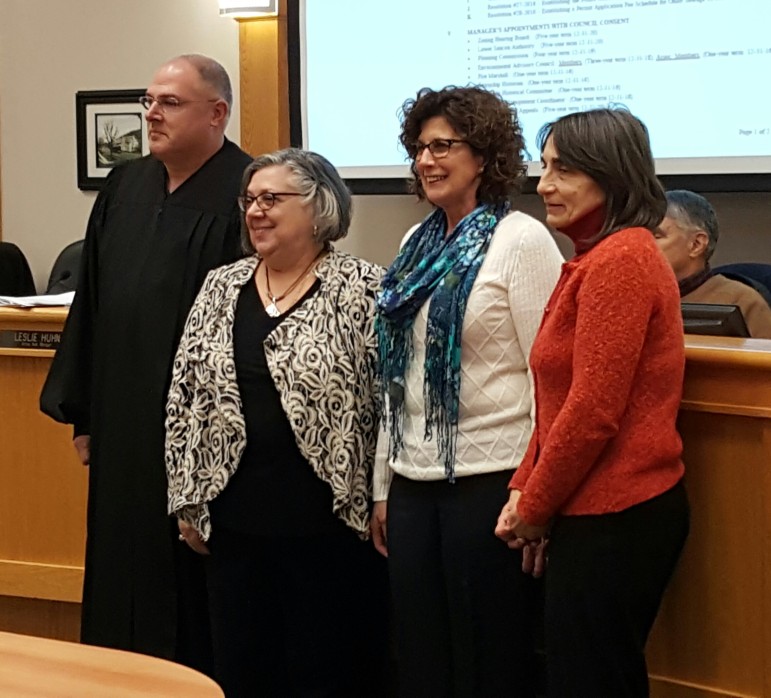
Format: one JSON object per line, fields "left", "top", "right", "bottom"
{"left": 0, "top": 630, "right": 223, "bottom": 697}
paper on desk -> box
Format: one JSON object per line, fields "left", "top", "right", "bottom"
{"left": 0, "top": 291, "right": 75, "bottom": 307}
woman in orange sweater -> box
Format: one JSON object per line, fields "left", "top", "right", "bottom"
{"left": 496, "top": 108, "right": 690, "bottom": 697}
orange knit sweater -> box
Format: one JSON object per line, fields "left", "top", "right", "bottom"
{"left": 510, "top": 227, "right": 685, "bottom": 527}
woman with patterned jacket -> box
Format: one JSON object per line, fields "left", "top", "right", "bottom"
{"left": 165, "top": 149, "right": 387, "bottom": 697}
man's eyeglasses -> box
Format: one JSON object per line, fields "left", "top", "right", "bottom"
{"left": 414, "top": 139, "right": 469, "bottom": 159}
{"left": 237, "top": 192, "right": 303, "bottom": 212}
{"left": 138, "top": 95, "right": 220, "bottom": 112}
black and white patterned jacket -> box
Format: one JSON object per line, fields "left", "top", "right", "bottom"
{"left": 165, "top": 250, "right": 384, "bottom": 540}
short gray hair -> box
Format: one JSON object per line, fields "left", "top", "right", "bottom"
{"left": 665, "top": 190, "right": 719, "bottom": 261}
{"left": 176, "top": 54, "right": 233, "bottom": 111}
{"left": 239, "top": 148, "right": 352, "bottom": 254}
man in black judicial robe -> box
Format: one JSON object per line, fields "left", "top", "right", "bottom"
{"left": 40, "top": 54, "right": 252, "bottom": 670}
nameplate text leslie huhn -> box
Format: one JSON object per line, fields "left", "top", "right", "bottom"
{"left": 0, "top": 329, "right": 62, "bottom": 350}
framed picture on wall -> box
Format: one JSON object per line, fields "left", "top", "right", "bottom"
{"left": 76, "top": 89, "right": 149, "bottom": 191}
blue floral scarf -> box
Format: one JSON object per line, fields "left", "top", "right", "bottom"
{"left": 376, "top": 202, "right": 510, "bottom": 481}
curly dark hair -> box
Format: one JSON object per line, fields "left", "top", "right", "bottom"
{"left": 399, "top": 85, "right": 527, "bottom": 205}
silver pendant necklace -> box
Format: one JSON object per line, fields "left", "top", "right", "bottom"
{"left": 262, "top": 253, "right": 322, "bottom": 318}
{"left": 264, "top": 299, "right": 281, "bottom": 318}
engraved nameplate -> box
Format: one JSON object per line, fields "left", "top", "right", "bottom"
{"left": 0, "top": 329, "right": 62, "bottom": 350}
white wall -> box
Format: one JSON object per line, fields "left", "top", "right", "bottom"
{"left": 340, "top": 195, "right": 429, "bottom": 266}
{"left": 0, "top": 0, "right": 240, "bottom": 289}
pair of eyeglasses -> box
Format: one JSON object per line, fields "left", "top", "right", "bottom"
{"left": 138, "top": 95, "right": 220, "bottom": 112}
{"left": 237, "top": 192, "right": 303, "bottom": 212}
{"left": 414, "top": 138, "right": 468, "bottom": 159}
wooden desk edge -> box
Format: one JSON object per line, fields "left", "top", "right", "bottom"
{"left": 1, "top": 311, "right": 771, "bottom": 368}
{"left": 0, "top": 307, "right": 69, "bottom": 325}
{"left": 0, "top": 306, "right": 67, "bottom": 356}
{"left": 0, "top": 560, "right": 83, "bottom": 603}
{"left": 684, "top": 334, "right": 771, "bottom": 368}
{"left": 0, "top": 631, "right": 224, "bottom": 696}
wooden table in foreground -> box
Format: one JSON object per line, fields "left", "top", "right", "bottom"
{"left": 0, "top": 630, "right": 223, "bottom": 697}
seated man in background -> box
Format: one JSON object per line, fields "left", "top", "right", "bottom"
{"left": 656, "top": 189, "right": 771, "bottom": 338}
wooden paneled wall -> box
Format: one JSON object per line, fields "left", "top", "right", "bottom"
{"left": 238, "top": 11, "right": 290, "bottom": 157}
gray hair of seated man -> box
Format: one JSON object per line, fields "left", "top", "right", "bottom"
{"left": 665, "top": 189, "right": 719, "bottom": 261}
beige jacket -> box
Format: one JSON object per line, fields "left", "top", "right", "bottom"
{"left": 682, "top": 273, "right": 771, "bottom": 339}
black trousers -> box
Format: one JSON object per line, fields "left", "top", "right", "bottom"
{"left": 205, "top": 527, "right": 389, "bottom": 698}
{"left": 174, "top": 526, "right": 215, "bottom": 678}
{"left": 387, "top": 471, "right": 542, "bottom": 698}
{"left": 544, "top": 481, "right": 690, "bottom": 698}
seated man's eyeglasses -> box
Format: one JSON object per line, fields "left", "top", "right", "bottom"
{"left": 414, "top": 139, "right": 469, "bottom": 159}
{"left": 237, "top": 192, "right": 303, "bottom": 212}
{"left": 139, "top": 95, "right": 220, "bottom": 112}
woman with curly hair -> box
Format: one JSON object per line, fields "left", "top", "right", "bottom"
{"left": 371, "top": 85, "right": 563, "bottom": 696}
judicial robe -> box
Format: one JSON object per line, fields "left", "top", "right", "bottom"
{"left": 40, "top": 139, "right": 252, "bottom": 662}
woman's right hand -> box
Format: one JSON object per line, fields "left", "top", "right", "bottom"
{"left": 73, "top": 435, "right": 91, "bottom": 466}
{"left": 495, "top": 489, "right": 523, "bottom": 543}
{"left": 178, "top": 519, "right": 210, "bottom": 556}
{"left": 371, "top": 501, "right": 388, "bottom": 558}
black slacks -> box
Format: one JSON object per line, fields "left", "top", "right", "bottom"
{"left": 544, "top": 480, "right": 690, "bottom": 698}
{"left": 205, "top": 527, "right": 389, "bottom": 698}
{"left": 173, "top": 525, "right": 215, "bottom": 678}
{"left": 387, "top": 470, "right": 542, "bottom": 698}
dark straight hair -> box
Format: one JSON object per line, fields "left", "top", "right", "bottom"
{"left": 537, "top": 108, "right": 667, "bottom": 245}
